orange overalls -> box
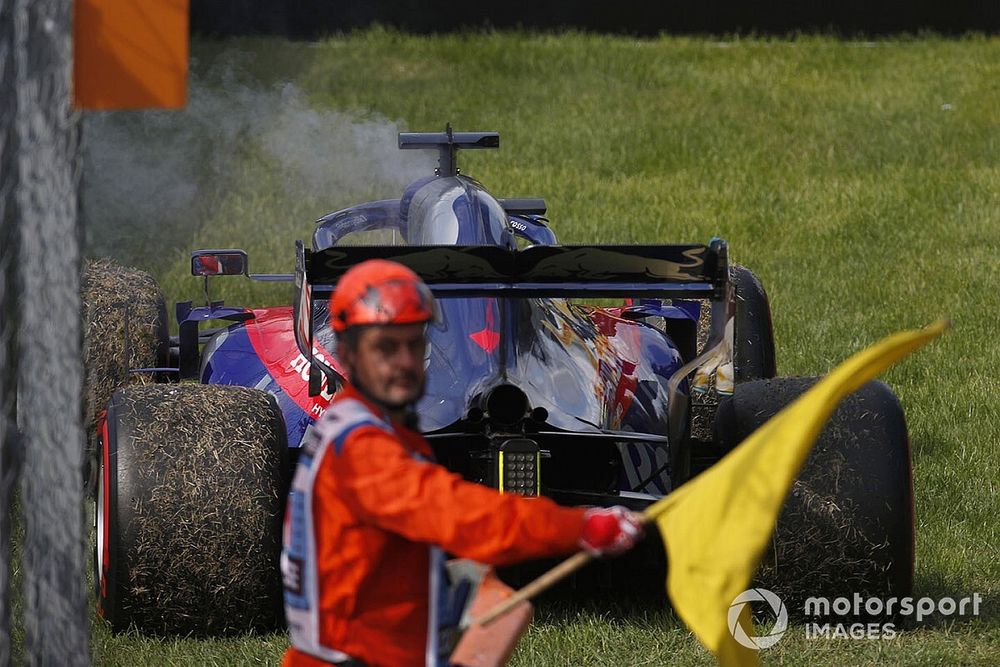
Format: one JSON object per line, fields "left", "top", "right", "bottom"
{"left": 281, "top": 385, "right": 586, "bottom": 667}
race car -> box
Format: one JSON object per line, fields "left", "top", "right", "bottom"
{"left": 87, "top": 127, "right": 914, "bottom": 635}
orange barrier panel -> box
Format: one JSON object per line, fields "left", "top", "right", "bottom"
{"left": 74, "top": 0, "right": 189, "bottom": 109}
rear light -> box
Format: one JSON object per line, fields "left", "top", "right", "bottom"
{"left": 496, "top": 438, "right": 540, "bottom": 496}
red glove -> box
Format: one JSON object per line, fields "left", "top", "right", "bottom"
{"left": 579, "top": 506, "right": 644, "bottom": 558}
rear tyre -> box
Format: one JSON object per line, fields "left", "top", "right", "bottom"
{"left": 714, "top": 377, "right": 914, "bottom": 605}
{"left": 97, "top": 384, "right": 288, "bottom": 635}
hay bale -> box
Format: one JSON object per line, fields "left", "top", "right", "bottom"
{"left": 100, "top": 384, "right": 288, "bottom": 635}
{"left": 81, "top": 259, "right": 167, "bottom": 438}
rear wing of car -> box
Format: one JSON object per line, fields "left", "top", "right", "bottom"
{"left": 294, "top": 239, "right": 730, "bottom": 395}
{"left": 305, "top": 241, "right": 728, "bottom": 298}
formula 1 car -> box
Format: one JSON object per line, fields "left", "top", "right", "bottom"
{"left": 87, "top": 128, "right": 914, "bottom": 635}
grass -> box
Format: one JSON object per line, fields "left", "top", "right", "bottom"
{"left": 82, "top": 30, "right": 1000, "bottom": 665}
{"left": 508, "top": 605, "right": 1000, "bottom": 667}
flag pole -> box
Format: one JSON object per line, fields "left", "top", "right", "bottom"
{"left": 474, "top": 551, "right": 593, "bottom": 627}
{"left": 475, "top": 506, "right": 662, "bottom": 627}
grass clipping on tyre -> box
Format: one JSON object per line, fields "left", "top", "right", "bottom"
{"left": 738, "top": 381, "right": 911, "bottom": 610}
{"left": 757, "top": 399, "right": 886, "bottom": 606}
{"left": 121, "top": 385, "right": 286, "bottom": 635}
{"left": 82, "top": 259, "right": 166, "bottom": 436}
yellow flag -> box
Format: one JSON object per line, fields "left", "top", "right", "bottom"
{"left": 647, "top": 320, "right": 947, "bottom": 667}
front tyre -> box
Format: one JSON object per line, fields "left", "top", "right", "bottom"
{"left": 730, "top": 265, "right": 777, "bottom": 382}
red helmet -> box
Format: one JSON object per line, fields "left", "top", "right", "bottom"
{"left": 329, "top": 259, "right": 437, "bottom": 333}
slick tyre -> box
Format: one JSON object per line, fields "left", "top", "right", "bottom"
{"left": 96, "top": 384, "right": 288, "bottom": 635}
{"left": 730, "top": 265, "right": 777, "bottom": 382}
{"left": 714, "top": 377, "right": 914, "bottom": 606}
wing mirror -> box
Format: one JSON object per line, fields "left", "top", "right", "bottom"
{"left": 191, "top": 249, "right": 248, "bottom": 277}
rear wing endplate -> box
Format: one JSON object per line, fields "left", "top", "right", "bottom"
{"left": 294, "top": 241, "right": 343, "bottom": 396}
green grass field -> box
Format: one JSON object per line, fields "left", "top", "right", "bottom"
{"left": 86, "top": 30, "right": 999, "bottom": 665}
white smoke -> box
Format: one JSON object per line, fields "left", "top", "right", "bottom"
{"left": 82, "top": 60, "right": 432, "bottom": 268}
{"left": 259, "top": 84, "right": 427, "bottom": 194}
